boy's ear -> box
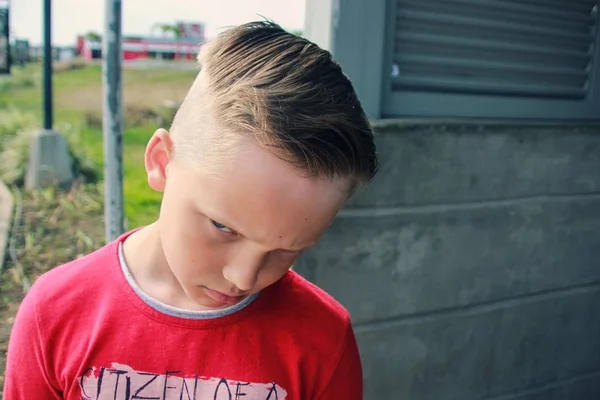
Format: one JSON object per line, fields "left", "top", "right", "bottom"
{"left": 145, "top": 128, "right": 174, "bottom": 192}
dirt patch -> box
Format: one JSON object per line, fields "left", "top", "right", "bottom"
{"left": 0, "top": 182, "right": 106, "bottom": 395}
{"left": 83, "top": 105, "right": 171, "bottom": 129}
{"left": 55, "top": 71, "right": 192, "bottom": 113}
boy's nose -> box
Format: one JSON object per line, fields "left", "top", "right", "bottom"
{"left": 222, "top": 257, "right": 263, "bottom": 292}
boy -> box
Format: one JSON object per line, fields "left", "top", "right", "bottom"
{"left": 3, "top": 21, "right": 378, "bottom": 399}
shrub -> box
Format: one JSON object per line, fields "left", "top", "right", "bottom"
{"left": 0, "top": 107, "right": 36, "bottom": 149}
{"left": 0, "top": 109, "right": 98, "bottom": 186}
{"left": 0, "top": 76, "right": 35, "bottom": 93}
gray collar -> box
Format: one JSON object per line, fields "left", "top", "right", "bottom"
{"left": 118, "top": 242, "right": 259, "bottom": 320}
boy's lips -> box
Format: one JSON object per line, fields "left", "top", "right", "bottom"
{"left": 202, "top": 287, "right": 247, "bottom": 305}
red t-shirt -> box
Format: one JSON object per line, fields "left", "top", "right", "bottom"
{"left": 3, "top": 231, "right": 362, "bottom": 399}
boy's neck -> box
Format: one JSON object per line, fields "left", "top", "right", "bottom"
{"left": 122, "top": 223, "right": 208, "bottom": 311}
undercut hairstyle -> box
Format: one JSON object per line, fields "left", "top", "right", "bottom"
{"left": 169, "top": 20, "right": 378, "bottom": 189}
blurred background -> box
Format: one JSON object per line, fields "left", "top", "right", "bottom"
{"left": 1, "top": 0, "right": 599, "bottom": 399}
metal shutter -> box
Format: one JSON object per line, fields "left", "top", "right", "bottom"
{"left": 392, "top": 0, "right": 599, "bottom": 100}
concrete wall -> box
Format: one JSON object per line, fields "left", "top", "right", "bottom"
{"left": 294, "top": 122, "right": 600, "bottom": 399}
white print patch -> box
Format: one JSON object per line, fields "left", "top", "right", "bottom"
{"left": 79, "top": 363, "right": 288, "bottom": 399}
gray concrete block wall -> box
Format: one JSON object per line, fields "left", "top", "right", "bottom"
{"left": 294, "top": 123, "right": 600, "bottom": 399}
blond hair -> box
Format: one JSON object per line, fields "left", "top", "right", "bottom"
{"left": 170, "top": 21, "right": 378, "bottom": 187}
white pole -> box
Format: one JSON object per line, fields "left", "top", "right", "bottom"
{"left": 102, "top": 0, "right": 124, "bottom": 242}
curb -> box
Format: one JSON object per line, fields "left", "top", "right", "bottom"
{"left": 0, "top": 179, "right": 14, "bottom": 273}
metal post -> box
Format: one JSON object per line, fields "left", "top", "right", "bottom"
{"left": 42, "top": 0, "right": 52, "bottom": 129}
{"left": 0, "top": 0, "right": 11, "bottom": 75}
{"left": 102, "top": 0, "right": 124, "bottom": 242}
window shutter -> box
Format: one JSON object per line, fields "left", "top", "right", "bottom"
{"left": 392, "top": 0, "right": 599, "bottom": 99}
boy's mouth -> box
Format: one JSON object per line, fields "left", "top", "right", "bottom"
{"left": 202, "top": 287, "right": 247, "bottom": 305}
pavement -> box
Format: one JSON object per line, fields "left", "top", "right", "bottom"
{"left": 0, "top": 179, "right": 13, "bottom": 273}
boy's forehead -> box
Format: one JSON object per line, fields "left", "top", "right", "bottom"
{"left": 172, "top": 137, "right": 349, "bottom": 250}
{"left": 184, "top": 136, "right": 343, "bottom": 192}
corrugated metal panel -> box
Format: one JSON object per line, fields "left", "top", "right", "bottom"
{"left": 392, "top": 0, "right": 599, "bottom": 99}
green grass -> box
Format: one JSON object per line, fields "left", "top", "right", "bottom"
{"left": 0, "top": 59, "right": 197, "bottom": 228}
{"left": 79, "top": 125, "right": 162, "bottom": 228}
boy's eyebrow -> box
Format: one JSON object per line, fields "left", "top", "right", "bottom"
{"left": 202, "top": 208, "right": 312, "bottom": 253}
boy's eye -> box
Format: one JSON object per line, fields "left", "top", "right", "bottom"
{"left": 211, "top": 220, "right": 235, "bottom": 234}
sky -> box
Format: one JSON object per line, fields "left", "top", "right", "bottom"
{"left": 5, "top": 0, "right": 306, "bottom": 46}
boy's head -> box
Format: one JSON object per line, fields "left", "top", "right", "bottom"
{"left": 144, "top": 21, "right": 378, "bottom": 309}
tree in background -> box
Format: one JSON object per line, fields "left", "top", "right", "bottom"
{"left": 153, "top": 23, "right": 182, "bottom": 39}
{"left": 84, "top": 31, "right": 102, "bottom": 42}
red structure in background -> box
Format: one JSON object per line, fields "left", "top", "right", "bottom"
{"left": 77, "top": 21, "right": 205, "bottom": 61}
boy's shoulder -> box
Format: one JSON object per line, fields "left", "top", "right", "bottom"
{"left": 25, "top": 240, "right": 119, "bottom": 312}
{"left": 282, "top": 270, "right": 350, "bottom": 318}
{"left": 264, "top": 269, "right": 353, "bottom": 334}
